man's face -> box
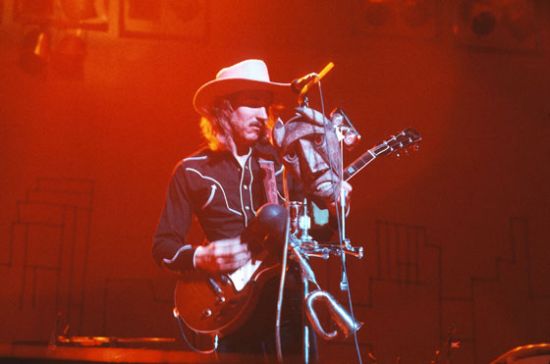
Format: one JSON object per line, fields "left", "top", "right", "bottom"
{"left": 228, "top": 90, "right": 271, "bottom": 149}
{"left": 273, "top": 116, "right": 342, "bottom": 199}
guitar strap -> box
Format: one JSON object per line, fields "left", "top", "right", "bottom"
{"left": 258, "top": 158, "right": 278, "bottom": 205}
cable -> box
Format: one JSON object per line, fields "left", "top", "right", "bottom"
{"left": 275, "top": 168, "right": 294, "bottom": 363}
{"left": 275, "top": 215, "right": 291, "bottom": 362}
{"left": 172, "top": 308, "right": 218, "bottom": 354}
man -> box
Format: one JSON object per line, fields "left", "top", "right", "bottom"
{"left": 152, "top": 59, "right": 350, "bottom": 359}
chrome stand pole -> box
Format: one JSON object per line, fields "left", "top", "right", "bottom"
{"left": 302, "top": 274, "right": 310, "bottom": 364}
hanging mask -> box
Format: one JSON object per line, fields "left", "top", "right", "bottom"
{"left": 273, "top": 107, "right": 342, "bottom": 200}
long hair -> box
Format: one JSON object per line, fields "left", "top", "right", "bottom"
{"left": 199, "top": 98, "right": 272, "bottom": 152}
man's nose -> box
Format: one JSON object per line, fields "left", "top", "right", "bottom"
{"left": 256, "top": 107, "right": 268, "bottom": 121}
{"left": 299, "top": 139, "right": 328, "bottom": 177}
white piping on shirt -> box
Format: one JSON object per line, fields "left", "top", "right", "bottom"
{"left": 183, "top": 155, "right": 208, "bottom": 162}
{"left": 277, "top": 190, "right": 287, "bottom": 202}
{"left": 202, "top": 184, "right": 217, "bottom": 209}
{"left": 162, "top": 244, "right": 193, "bottom": 265}
{"left": 185, "top": 167, "right": 242, "bottom": 216}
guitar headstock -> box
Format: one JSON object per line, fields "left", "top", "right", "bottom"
{"left": 373, "top": 128, "right": 422, "bottom": 157}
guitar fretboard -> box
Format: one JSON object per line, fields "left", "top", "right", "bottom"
{"left": 344, "top": 128, "right": 421, "bottom": 181}
{"left": 344, "top": 149, "right": 377, "bottom": 181}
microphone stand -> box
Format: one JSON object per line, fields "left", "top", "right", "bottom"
{"left": 300, "top": 96, "right": 312, "bottom": 364}
{"left": 285, "top": 70, "right": 364, "bottom": 363}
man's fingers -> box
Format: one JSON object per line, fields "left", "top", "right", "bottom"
{"left": 342, "top": 181, "right": 353, "bottom": 194}
{"left": 217, "top": 255, "right": 251, "bottom": 272}
{"left": 213, "top": 244, "right": 249, "bottom": 257}
{"left": 218, "top": 251, "right": 250, "bottom": 264}
{"left": 215, "top": 252, "right": 250, "bottom": 266}
{"left": 196, "top": 236, "right": 253, "bottom": 273}
{"left": 214, "top": 237, "right": 247, "bottom": 249}
{"left": 234, "top": 251, "right": 251, "bottom": 261}
{"left": 213, "top": 237, "right": 242, "bottom": 246}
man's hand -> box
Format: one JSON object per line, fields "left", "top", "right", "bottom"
{"left": 327, "top": 181, "right": 353, "bottom": 215}
{"left": 193, "top": 237, "right": 251, "bottom": 274}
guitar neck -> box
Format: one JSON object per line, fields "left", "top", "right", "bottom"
{"left": 343, "top": 148, "right": 377, "bottom": 181}
{"left": 343, "top": 128, "right": 420, "bottom": 181}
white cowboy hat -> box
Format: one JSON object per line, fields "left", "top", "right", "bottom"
{"left": 193, "top": 59, "right": 293, "bottom": 118}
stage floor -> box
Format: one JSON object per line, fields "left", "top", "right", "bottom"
{"left": 0, "top": 342, "right": 252, "bottom": 363}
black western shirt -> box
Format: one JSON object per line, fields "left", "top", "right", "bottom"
{"left": 152, "top": 143, "right": 303, "bottom": 271}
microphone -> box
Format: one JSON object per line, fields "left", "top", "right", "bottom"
{"left": 291, "top": 73, "right": 320, "bottom": 94}
{"left": 290, "top": 62, "right": 335, "bottom": 97}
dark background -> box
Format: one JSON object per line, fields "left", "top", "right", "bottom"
{"left": 1, "top": 1, "right": 549, "bottom": 363}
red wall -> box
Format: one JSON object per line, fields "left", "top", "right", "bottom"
{"left": 1, "top": 1, "right": 549, "bottom": 363}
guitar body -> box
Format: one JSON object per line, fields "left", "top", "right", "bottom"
{"left": 174, "top": 256, "right": 282, "bottom": 337}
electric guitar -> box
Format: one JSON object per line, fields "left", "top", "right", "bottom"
{"left": 173, "top": 128, "right": 422, "bottom": 337}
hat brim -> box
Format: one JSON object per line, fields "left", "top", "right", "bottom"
{"left": 193, "top": 78, "right": 294, "bottom": 118}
